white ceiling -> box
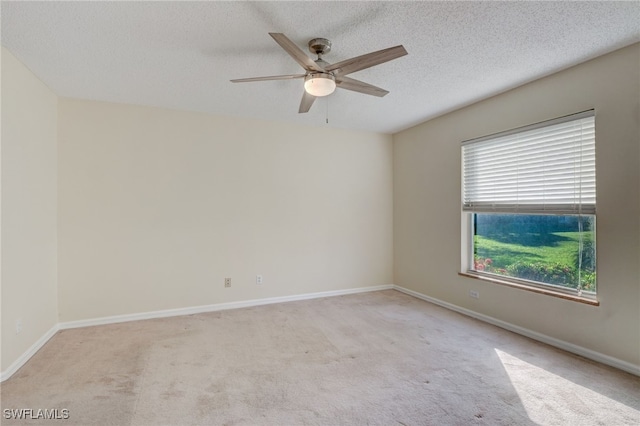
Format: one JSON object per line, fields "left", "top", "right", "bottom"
{"left": 2, "top": 1, "right": 639, "bottom": 134}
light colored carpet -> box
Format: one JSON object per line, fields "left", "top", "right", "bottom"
{"left": 1, "top": 290, "right": 638, "bottom": 425}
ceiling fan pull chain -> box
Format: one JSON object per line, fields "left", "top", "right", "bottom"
{"left": 326, "top": 97, "right": 330, "bottom": 124}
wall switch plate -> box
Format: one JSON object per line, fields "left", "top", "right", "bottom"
{"left": 16, "top": 319, "right": 22, "bottom": 334}
{"left": 256, "top": 275, "right": 263, "bottom": 285}
{"left": 469, "top": 290, "right": 480, "bottom": 299}
{"left": 224, "top": 278, "right": 231, "bottom": 288}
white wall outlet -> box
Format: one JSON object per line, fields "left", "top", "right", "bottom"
{"left": 256, "top": 275, "right": 263, "bottom": 285}
{"left": 224, "top": 278, "right": 231, "bottom": 288}
{"left": 469, "top": 290, "right": 480, "bottom": 299}
{"left": 16, "top": 319, "right": 22, "bottom": 334}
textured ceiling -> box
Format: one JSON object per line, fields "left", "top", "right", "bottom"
{"left": 2, "top": 1, "right": 639, "bottom": 134}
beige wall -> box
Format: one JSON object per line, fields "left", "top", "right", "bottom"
{"left": 394, "top": 43, "right": 640, "bottom": 366}
{"left": 1, "top": 47, "right": 59, "bottom": 372}
{"left": 57, "top": 100, "right": 393, "bottom": 322}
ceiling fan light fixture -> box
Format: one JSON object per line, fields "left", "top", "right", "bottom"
{"left": 304, "top": 73, "right": 336, "bottom": 97}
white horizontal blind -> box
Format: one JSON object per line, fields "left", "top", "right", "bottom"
{"left": 462, "top": 111, "right": 595, "bottom": 214}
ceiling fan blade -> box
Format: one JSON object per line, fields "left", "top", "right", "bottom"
{"left": 336, "top": 76, "right": 389, "bottom": 97}
{"left": 299, "top": 90, "right": 316, "bottom": 113}
{"left": 325, "top": 45, "right": 407, "bottom": 76}
{"left": 231, "top": 74, "right": 306, "bottom": 83}
{"left": 269, "top": 33, "right": 324, "bottom": 72}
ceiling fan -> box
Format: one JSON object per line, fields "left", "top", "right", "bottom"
{"left": 231, "top": 33, "right": 408, "bottom": 113}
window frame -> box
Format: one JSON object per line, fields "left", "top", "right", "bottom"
{"left": 460, "top": 111, "right": 598, "bottom": 305}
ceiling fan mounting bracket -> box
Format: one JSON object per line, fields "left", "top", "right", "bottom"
{"left": 308, "top": 38, "right": 331, "bottom": 57}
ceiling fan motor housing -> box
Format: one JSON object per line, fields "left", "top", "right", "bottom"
{"left": 306, "top": 38, "right": 335, "bottom": 97}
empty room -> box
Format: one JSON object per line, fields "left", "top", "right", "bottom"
{"left": 1, "top": 1, "right": 639, "bottom": 425}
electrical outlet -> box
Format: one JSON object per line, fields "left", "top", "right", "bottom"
{"left": 256, "top": 275, "right": 263, "bottom": 285}
{"left": 224, "top": 278, "right": 231, "bottom": 288}
{"left": 16, "top": 319, "right": 22, "bottom": 334}
{"left": 469, "top": 290, "right": 480, "bottom": 299}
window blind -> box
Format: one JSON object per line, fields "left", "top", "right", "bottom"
{"left": 462, "top": 110, "right": 595, "bottom": 215}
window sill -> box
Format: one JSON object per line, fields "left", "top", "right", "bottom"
{"left": 458, "top": 272, "right": 600, "bottom": 306}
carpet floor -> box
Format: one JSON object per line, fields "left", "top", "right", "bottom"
{"left": 1, "top": 290, "right": 638, "bottom": 425}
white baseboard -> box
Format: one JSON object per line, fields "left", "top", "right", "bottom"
{"left": 58, "top": 284, "right": 394, "bottom": 330}
{"left": 393, "top": 285, "right": 640, "bottom": 377}
{"left": 0, "top": 324, "right": 60, "bottom": 382}
{"left": 1, "top": 284, "right": 393, "bottom": 381}
{"left": 5, "top": 284, "right": 636, "bottom": 382}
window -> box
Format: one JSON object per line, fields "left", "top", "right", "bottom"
{"left": 461, "top": 111, "right": 596, "bottom": 299}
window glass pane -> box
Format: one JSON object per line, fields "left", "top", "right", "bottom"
{"left": 473, "top": 214, "right": 596, "bottom": 293}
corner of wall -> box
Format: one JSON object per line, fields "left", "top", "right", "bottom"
{"left": 1, "top": 47, "right": 60, "bottom": 374}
